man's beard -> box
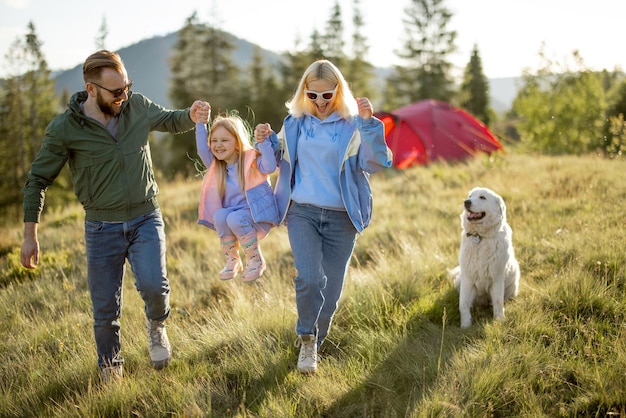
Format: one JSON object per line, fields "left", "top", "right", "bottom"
{"left": 96, "top": 91, "right": 120, "bottom": 116}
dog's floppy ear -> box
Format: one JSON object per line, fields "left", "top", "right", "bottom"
{"left": 498, "top": 195, "right": 507, "bottom": 221}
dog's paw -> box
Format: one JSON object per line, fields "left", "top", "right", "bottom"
{"left": 460, "top": 318, "right": 472, "bottom": 328}
{"left": 494, "top": 310, "right": 506, "bottom": 321}
{"left": 459, "top": 308, "right": 472, "bottom": 328}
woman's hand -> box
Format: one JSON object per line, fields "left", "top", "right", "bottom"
{"left": 356, "top": 97, "right": 373, "bottom": 120}
{"left": 254, "top": 123, "right": 271, "bottom": 143}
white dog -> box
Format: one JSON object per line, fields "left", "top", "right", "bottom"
{"left": 452, "top": 187, "right": 520, "bottom": 328}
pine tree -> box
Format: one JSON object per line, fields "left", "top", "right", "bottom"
{"left": 281, "top": 0, "right": 375, "bottom": 103}
{"left": 0, "top": 22, "right": 61, "bottom": 222}
{"left": 303, "top": 29, "right": 325, "bottom": 63}
{"left": 169, "top": 12, "right": 216, "bottom": 111}
{"left": 95, "top": 16, "right": 108, "bottom": 50}
{"left": 200, "top": 25, "right": 240, "bottom": 112}
{"left": 166, "top": 11, "right": 240, "bottom": 178}
{"left": 321, "top": 1, "right": 346, "bottom": 68}
{"left": 243, "top": 47, "right": 286, "bottom": 131}
{"left": 345, "top": 0, "right": 375, "bottom": 99}
{"left": 385, "top": 0, "right": 457, "bottom": 108}
{"left": 278, "top": 37, "right": 315, "bottom": 104}
{"left": 458, "top": 44, "right": 491, "bottom": 126}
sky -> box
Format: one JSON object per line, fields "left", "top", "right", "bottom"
{"left": 0, "top": 0, "right": 624, "bottom": 80}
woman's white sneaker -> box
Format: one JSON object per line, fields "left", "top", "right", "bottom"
{"left": 296, "top": 335, "right": 318, "bottom": 374}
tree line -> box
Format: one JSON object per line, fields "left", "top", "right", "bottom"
{"left": 0, "top": 0, "right": 624, "bottom": 225}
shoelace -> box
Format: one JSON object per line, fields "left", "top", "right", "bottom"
{"left": 296, "top": 338, "right": 316, "bottom": 361}
{"left": 301, "top": 345, "right": 315, "bottom": 361}
{"left": 149, "top": 324, "right": 166, "bottom": 347}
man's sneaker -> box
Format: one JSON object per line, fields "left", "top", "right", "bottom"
{"left": 100, "top": 356, "right": 124, "bottom": 383}
{"left": 147, "top": 318, "right": 172, "bottom": 369}
{"left": 295, "top": 335, "right": 318, "bottom": 374}
{"left": 100, "top": 364, "right": 123, "bottom": 384}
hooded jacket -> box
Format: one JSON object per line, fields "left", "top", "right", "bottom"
{"left": 269, "top": 114, "right": 392, "bottom": 233}
{"left": 22, "top": 91, "right": 195, "bottom": 223}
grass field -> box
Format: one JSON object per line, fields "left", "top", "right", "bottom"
{"left": 0, "top": 152, "right": 624, "bottom": 417}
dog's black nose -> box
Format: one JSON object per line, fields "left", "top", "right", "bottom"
{"left": 464, "top": 199, "right": 472, "bottom": 209}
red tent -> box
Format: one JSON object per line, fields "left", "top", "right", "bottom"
{"left": 375, "top": 100, "right": 504, "bottom": 169}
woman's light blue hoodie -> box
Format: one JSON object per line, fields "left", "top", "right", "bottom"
{"left": 268, "top": 113, "right": 392, "bottom": 233}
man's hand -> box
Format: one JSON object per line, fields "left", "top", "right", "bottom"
{"left": 21, "top": 222, "right": 40, "bottom": 269}
{"left": 190, "top": 101, "right": 211, "bottom": 124}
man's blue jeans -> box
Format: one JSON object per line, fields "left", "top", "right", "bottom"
{"left": 286, "top": 203, "right": 357, "bottom": 347}
{"left": 84, "top": 209, "right": 170, "bottom": 368}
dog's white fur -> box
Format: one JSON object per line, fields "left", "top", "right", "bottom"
{"left": 452, "top": 187, "right": 520, "bottom": 328}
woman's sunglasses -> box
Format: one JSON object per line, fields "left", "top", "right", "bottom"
{"left": 305, "top": 86, "right": 338, "bottom": 101}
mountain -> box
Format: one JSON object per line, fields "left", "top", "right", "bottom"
{"left": 52, "top": 31, "right": 519, "bottom": 114}
{"left": 53, "top": 31, "right": 284, "bottom": 109}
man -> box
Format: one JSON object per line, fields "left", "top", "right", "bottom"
{"left": 20, "top": 50, "right": 210, "bottom": 383}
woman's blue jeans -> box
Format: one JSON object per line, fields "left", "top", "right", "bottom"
{"left": 286, "top": 203, "right": 357, "bottom": 347}
{"left": 84, "top": 209, "right": 170, "bottom": 368}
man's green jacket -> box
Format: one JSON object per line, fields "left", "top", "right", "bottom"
{"left": 23, "top": 91, "right": 194, "bottom": 222}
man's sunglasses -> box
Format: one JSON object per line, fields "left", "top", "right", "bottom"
{"left": 90, "top": 80, "right": 133, "bottom": 97}
{"left": 305, "top": 86, "right": 338, "bottom": 101}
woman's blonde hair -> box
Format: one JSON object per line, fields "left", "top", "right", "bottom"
{"left": 286, "top": 59, "right": 358, "bottom": 119}
{"left": 208, "top": 113, "right": 255, "bottom": 198}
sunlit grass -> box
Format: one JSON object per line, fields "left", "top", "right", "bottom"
{"left": 0, "top": 152, "right": 624, "bottom": 417}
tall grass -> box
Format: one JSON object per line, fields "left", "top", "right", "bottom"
{"left": 0, "top": 152, "right": 624, "bottom": 417}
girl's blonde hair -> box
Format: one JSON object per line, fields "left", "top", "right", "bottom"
{"left": 209, "top": 113, "right": 255, "bottom": 198}
{"left": 286, "top": 59, "right": 358, "bottom": 119}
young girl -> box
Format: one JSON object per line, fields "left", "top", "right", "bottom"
{"left": 254, "top": 60, "right": 393, "bottom": 373}
{"left": 196, "top": 111, "right": 279, "bottom": 282}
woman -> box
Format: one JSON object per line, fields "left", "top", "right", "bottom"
{"left": 254, "top": 59, "right": 392, "bottom": 374}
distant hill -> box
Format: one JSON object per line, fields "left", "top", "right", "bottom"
{"left": 52, "top": 31, "right": 520, "bottom": 114}
{"left": 53, "top": 31, "right": 284, "bottom": 109}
